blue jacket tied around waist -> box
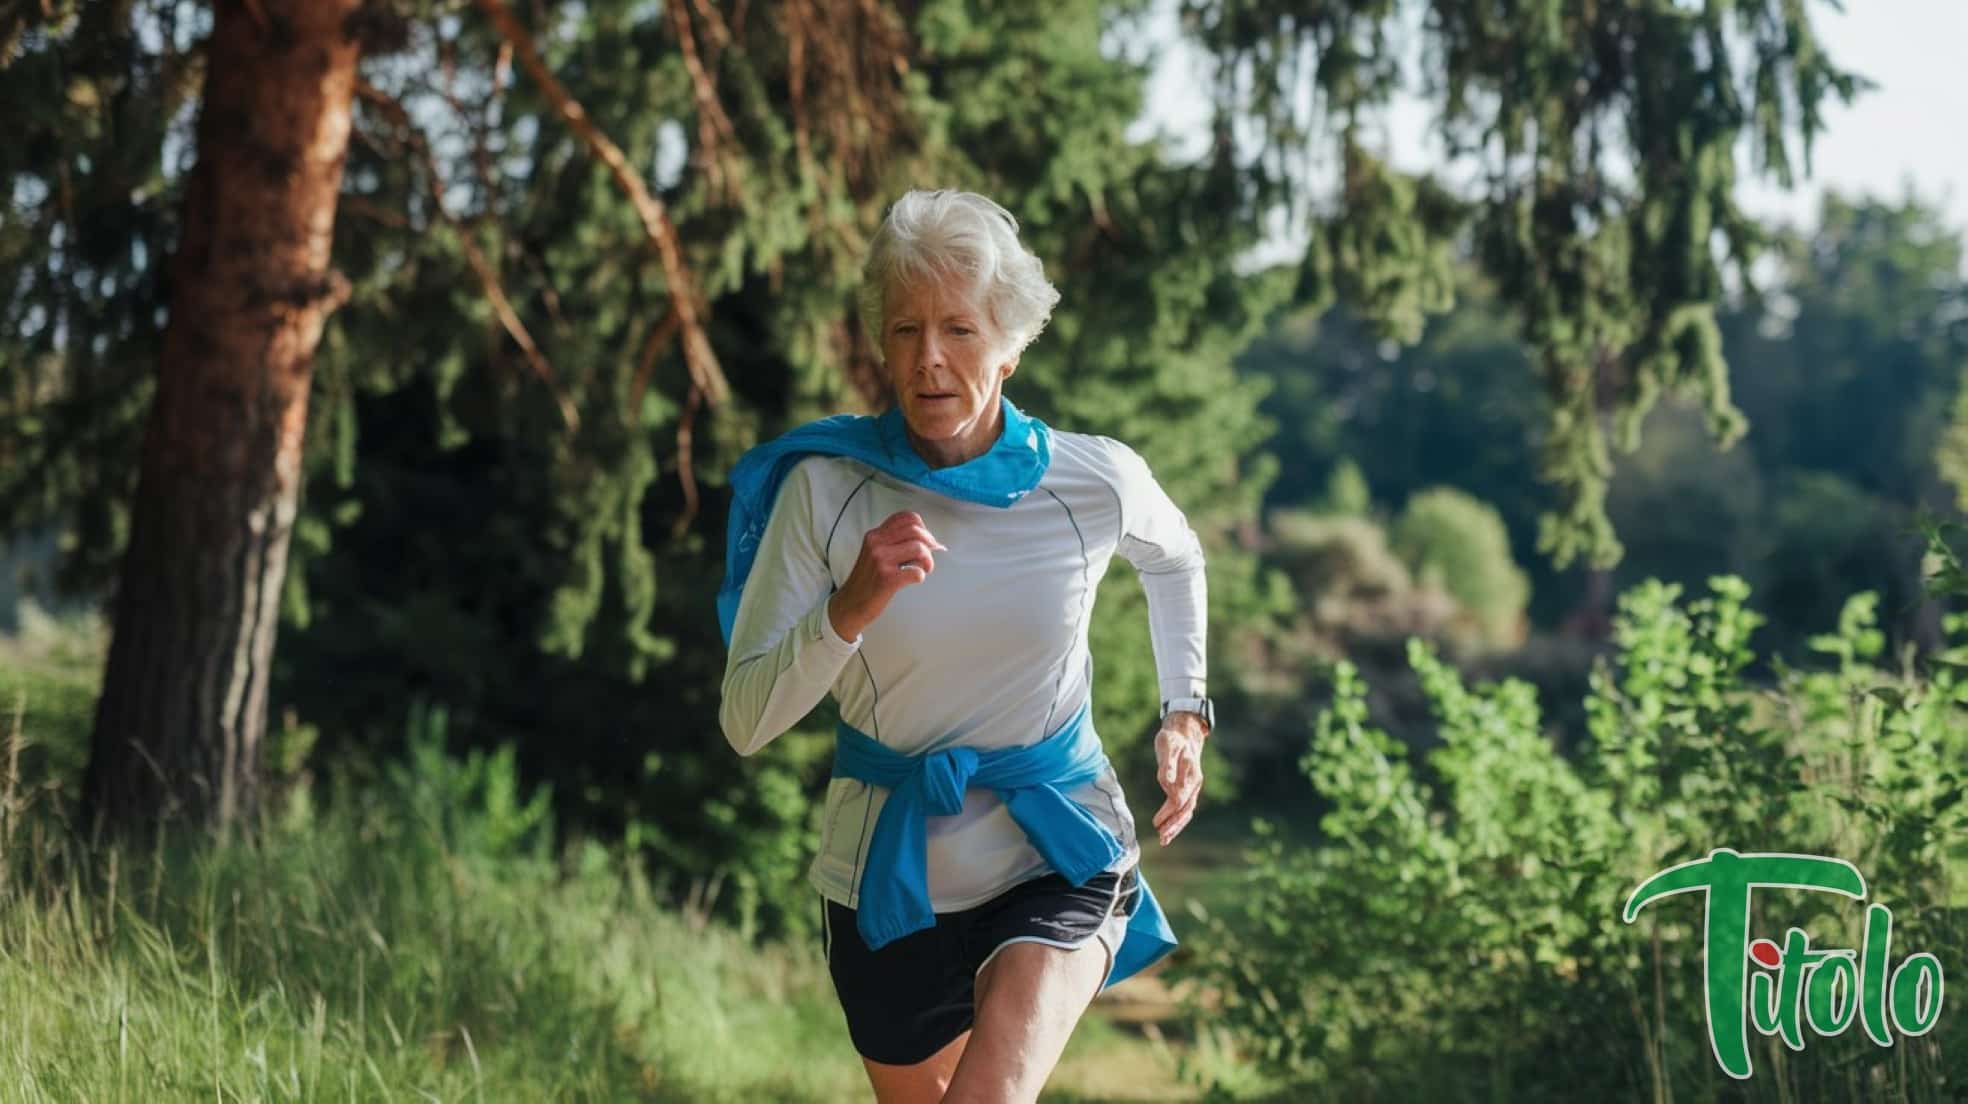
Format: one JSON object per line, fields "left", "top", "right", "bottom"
{"left": 717, "top": 396, "right": 1179, "bottom": 989}
{"left": 833, "top": 701, "right": 1177, "bottom": 988}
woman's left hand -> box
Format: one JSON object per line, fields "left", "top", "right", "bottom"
{"left": 1152, "top": 713, "right": 1208, "bottom": 846}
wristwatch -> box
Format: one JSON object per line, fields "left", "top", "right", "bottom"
{"left": 1160, "top": 696, "right": 1215, "bottom": 732}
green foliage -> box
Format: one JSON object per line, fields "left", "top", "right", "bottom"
{"left": 0, "top": 0, "right": 1915, "bottom": 942}
{"left": 0, "top": 0, "right": 189, "bottom": 592}
{"left": 1186, "top": 0, "right": 1863, "bottom": 569}
{"left": 1731, "top": 195, "right": 1968, "bottom": 505}
{"left": 1602, "top": 401, "right": 1767, "bottom": 601}
{"left": 1251, "top": 195, "right": 1968, "bottom": 649}
{"left": 1390, "top": 487, "right": 1530, "bottom": 649}
{"left": 1319, "top": 459, "right": 1371, "bottom": 517}
{"left": 1236, "top": 495, "right": 1536, "bottom": 801}
{"left": 1707, "top": 193, "right": 1968, "bottom": 653}
{"left": 1243, "top": 284, "right": 1566, "bottom": 619}
{"left": 1179, "top": 557, "right": 1968, "bottom": 1099}
{"left": 1751, "top": 470, "right": 1913, "bottom": 661}
{"left": 0, "top": 0, "right": 1298, "bottom": 933}
{"left": 1267, "top": 508, "right": 1413, "bottom": 617}
{"left": 1263, "top": 490, "right": 1525, "bottom": 664}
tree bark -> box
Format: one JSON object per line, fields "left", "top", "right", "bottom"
{"left": 81, "top": 0, "right": 363, "bottom": 836}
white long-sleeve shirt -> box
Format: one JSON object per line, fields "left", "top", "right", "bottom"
{"left": 718, "top": 428, "right": 1207, "bottom": 911}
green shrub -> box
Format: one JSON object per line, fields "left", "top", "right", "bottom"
{"left": 1390, "top": 486, "right": 1531, "bottom": 650}
{"left": 1320, "top": 460, "right": 1373, "bottom": 517}
{"left": 1178, "top": 563, "right": 1968, "bottom": 1101}
{"left": 1269, "top": 509, "right": 1413, "bottom": 602}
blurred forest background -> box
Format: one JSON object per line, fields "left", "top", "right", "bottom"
{"left": 1, "top": 0, "right": 1964, "bottom": 1099}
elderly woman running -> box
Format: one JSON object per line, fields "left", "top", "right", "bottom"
{"left": 717, "top": 188, "right": 1212, "bottom": 1103}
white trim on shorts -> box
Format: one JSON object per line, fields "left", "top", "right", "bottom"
{"left": 972, "top": 869, "right": 1130, "bottom": 990}
{"left": 822, "top": 893, "right": 834, "bottom": 959}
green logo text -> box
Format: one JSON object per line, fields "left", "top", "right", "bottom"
{"left": 1623, "top": 848, "right": 1945, "bottom": 1079}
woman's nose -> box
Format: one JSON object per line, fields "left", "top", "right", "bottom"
{"left": 916, "top": 331, "right": 944, "bottom": 369}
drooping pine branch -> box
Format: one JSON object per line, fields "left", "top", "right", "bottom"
{"left": 473, "top": 0, "right": 730, "bottom": 409}
{"left": 1186, "top": 0, "right": 1864, "bottom": 569}
{"left": 355, "top": 79, "right": 580, "bottom": 432}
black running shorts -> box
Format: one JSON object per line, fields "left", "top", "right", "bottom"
{"left": 820, "top": 864, "right": 1143, "bottom": 1066}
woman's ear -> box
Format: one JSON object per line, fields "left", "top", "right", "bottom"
{"left": 1000, "top": 353, "right": 1020, "bottom": 381}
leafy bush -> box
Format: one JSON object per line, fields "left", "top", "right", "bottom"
{"left": 1390, "top": 486, "right": 1531, "bottom": 650}
{"left": 1270, "top": 509, "right": 1415, "bottom": 603}
{"left": 1179, "top": 560, "right": 1968, "bottom": 1101}
{"left": 1319, "top": 460, "right": 1373, "bottom": 517}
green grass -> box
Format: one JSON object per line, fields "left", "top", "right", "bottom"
{"left": 0, "top": 603, "right": 101, "bottom": 804}
{"left": 0, "top": 749, "right": 873, "bottom": 1100}
{"left": 0, "top": 613, "right": 861, "bottom": 1100}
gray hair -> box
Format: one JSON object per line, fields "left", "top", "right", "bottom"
{"left": 858, "top": 189, "right": 1061, "bottom": 359}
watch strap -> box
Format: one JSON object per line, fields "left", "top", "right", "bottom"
{"left": 1160, "top": 695, "right": 1214, "bottom": 730}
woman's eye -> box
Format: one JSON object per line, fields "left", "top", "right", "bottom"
{"left": 951, "top": 326, "right": 973, "bottom": 337}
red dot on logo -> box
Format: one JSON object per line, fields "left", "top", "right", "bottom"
{"left": 1750, "top": 939, "right": 1782, "bottom": 968}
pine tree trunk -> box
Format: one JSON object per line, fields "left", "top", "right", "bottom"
{"left": 81, "top": 0, "right": 363, "bottom": 836}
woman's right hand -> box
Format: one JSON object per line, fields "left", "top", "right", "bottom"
{"left": 826, "top": 510, "right": 946, "bottom": 640}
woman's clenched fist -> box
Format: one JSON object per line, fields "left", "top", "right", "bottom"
{"left": 826, "top": 511, "right": 947, "bottom": 641}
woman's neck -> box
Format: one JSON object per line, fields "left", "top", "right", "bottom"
{"left": 904, "top": 399, "right": 1005, "bottom": 469}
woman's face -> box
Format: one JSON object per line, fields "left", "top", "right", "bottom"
{"left": 881, "top": 275, "right": 1018, "bottom": 465}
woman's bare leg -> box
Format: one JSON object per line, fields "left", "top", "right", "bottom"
{"left": 861, "top": 1029, "right": 971, "bottom": 1104}
{"left": 941, "top": 940, "right": 1110, "bottom": 1103}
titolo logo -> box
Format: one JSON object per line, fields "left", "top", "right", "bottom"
{"left": 1623, "top": 849, "right": 1946, "bottom": 1079}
